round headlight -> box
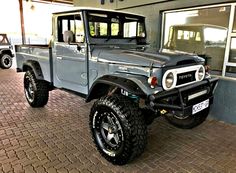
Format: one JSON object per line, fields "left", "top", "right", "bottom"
{"left": 165, "top": 72, "right": 174, "bottom": 88}
{"left": 197, "top": 66, "right": 205, "bottom": 81}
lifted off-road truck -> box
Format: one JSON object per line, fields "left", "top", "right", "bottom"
{"left": 0, "top": 34, "right": 14, "bottom": 69}
{"left": 16, "top": 8, "right": 218, "bottom": 165}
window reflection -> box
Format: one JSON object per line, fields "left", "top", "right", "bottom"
{"left": 233, "top": 8, "right": 236, "bottom": 32}
{"left": 229, "top": 38, "right": 236, "bottom": 63}
{"left": 163, "top": 6, "right": 230, "bottom": 73}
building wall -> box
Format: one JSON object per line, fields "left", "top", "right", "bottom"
{"left": 210, "top": 78, "right": 236, "bottom": 124}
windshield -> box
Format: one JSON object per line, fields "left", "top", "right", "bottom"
{"left": 204, "top": 27, "right": 227, "bottom": 47}
{"left": 87, "top": 11, "right": 146, "bottom": 39}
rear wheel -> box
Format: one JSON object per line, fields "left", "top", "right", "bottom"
{"left": 24, "top": 70, "right": 49, "bottom": 107}
{"left": 90, "top": 94, "right": 147, "bottom": 165}
{"left": 165, "top": 108, "right": 210, "bottom": 129}
{"left": 0, "top": 54, "right": 12, "bottom": 69}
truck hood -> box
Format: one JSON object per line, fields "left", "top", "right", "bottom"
{"left": 96, "top": 48, "right": 203, "bottom": 68}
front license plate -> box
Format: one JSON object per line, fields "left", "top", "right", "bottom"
{"left": 192, "top": 99, "right": 209, "bottom": 115}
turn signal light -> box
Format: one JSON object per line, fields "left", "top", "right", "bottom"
{"left": 148, "top": 76, "right": 158, "bottom": 88}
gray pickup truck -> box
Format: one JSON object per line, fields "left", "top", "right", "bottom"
{"left": 16, "top": 8, "right": 218, "bottom": 165}
{"left": 0, "top": 34, "right": 14, "bottom": 69}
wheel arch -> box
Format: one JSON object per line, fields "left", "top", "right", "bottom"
{"left": 22, "top": 60, "right": 44, "bottom": 80}
{"left": 86, "top": 75, "right": 147, "bottom": 102}
{"left": 0, "top": 49, "right": 14, "bottom": 57}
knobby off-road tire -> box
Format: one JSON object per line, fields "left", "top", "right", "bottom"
{"left": 165, "top": 108, "right": 210, "bottom": 129}
{"left": 0, "top": 54, "right": 12, "bottom": 69}
{"left": 24, "top": 70, "right": 49, "bottom": 107}
{"left": 90, "top": 94, "right": 147, "bottom": 165}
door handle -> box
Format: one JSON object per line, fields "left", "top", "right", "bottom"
{"left": 57, "top": 57, "right": 63, "bottom": 60}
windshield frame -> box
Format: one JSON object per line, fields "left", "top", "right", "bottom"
{"left": 85, "top": 10, "right": 146, "bottom": 43}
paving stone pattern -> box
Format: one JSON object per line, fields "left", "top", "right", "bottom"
{"left": 0, "top": 68, "right": 236, "bottom": 173}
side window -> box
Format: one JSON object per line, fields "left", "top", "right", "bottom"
{"left": 88, "top": 13, "right": 108, "bottom": 37}
{"left": 177, "top": 30, "right": 184, "bottom": 40}
{"left": 111, "top": 23, "right": 119, "bottom": 36}
{"left": 183, "top": 31, "right": 190, "bottom": 40}
{"left": 195, "top": 32, "right": 201, "bottom": 41}
{"left": 137, "top": 22, "right": 145, "bottom": 37}
{"left": 177, "top": 30, "right": 197, "bottom": 41}
{"left": 74, "top": 17, "right": 85, "bottom": 43}
{"left": 124, "top": 22, "right": 137, "bottom": 37}
{"left": 111, "top": 17, "right": 120, "bottom": 36}
{"left": 89, "top": 22, "right": 108, "bottom": 37}
{"left": 204, "top": 27, "right": 227, "bottom": 46}
{"left": 57, "top": 14, "right": 85, "bottom": 43}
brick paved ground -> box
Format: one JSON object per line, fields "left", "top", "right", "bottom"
{"left": 0, "top": 68, "right": 236, "bottom": 173}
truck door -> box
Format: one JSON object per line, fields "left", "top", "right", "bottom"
{"left": 54, "top": 13, "right": 88, "bottom": 94}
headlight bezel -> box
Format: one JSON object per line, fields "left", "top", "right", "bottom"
{"left": 165, "top": 72, "right": 175, "bottom": 89}
{"left": 162, "top": 71, "right": 177, "bottom": 90}
{"left": 196, "top": 65, "right": 205, "bottom": 81}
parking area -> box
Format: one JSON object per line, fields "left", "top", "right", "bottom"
{"left": 0, "top": 68, "right": 236, "bottom": 173}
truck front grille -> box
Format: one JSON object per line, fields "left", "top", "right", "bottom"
{"left": 177, "top": 71, "right": 196, "bottom": 85}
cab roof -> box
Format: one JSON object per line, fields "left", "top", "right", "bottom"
{"left": 52, "top": 7, "right": 145, "bottom": 17}
{"left": 171, "top": 24, "right": 227, "bottom": 30}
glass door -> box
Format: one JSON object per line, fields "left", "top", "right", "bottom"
{"left": 222, "top": 4, "right": 236, "bottom": 77}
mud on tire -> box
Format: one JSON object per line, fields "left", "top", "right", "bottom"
{"left": 89, "top": 94, "right": 147, "bottom": 165}
{"left": 24, "top": 70, "right": 49, "bottom": 107}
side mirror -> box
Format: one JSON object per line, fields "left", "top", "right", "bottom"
{"left": 63, "top": 31, "right": 74, "bottom": 44}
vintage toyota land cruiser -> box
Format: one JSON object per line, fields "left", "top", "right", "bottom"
{"left": 0, "top": 34, "right": 14, "bottom": 69}
{"left": 16, "top": 8, "right": 218, "bottom": 165}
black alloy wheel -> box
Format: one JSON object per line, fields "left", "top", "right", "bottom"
{"left": 90, "top": 94, "right": 147, "bottom": 165}
{"left": 0, "top": 54, "right": 12, "bottom": 69}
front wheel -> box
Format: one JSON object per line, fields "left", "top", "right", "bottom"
{"left": 165, "top": 108, "right": 210, "bottom": 129}
{"left": 24, "top": 70, "right": 49, "bottom": 107}
{"left": 89, "top": 95, "right": 147, "bottom": 165}
{"left": 0, "top": 54, "right": 12, "bottom": 69}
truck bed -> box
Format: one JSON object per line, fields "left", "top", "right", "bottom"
{"left": 15, "top": 44, "right": 53, "bottom": 83}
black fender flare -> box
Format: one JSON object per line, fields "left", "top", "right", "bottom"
{"left": 0, "top": 49, "right": 14, "bottom": 57}
{"left": 86, "top": 75, "right": 147, "bottom": 102}
{"left": 22, "top": 60, "right": 44, "bottom": 80}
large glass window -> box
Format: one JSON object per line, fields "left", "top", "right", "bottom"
{"left": 87, "top": 12, "right": 146, "bottom": 39}
{"left": 89, "top": 22, "right": 108, "bottom": 37}
{"left": 163, "top": 6, "right": 230, "bottom": 74}
{"left": 233, "top": 8, "right": 236, "bottom": 33}
{"left": 229, "top": 38, "right": 236, "bottom": 63}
